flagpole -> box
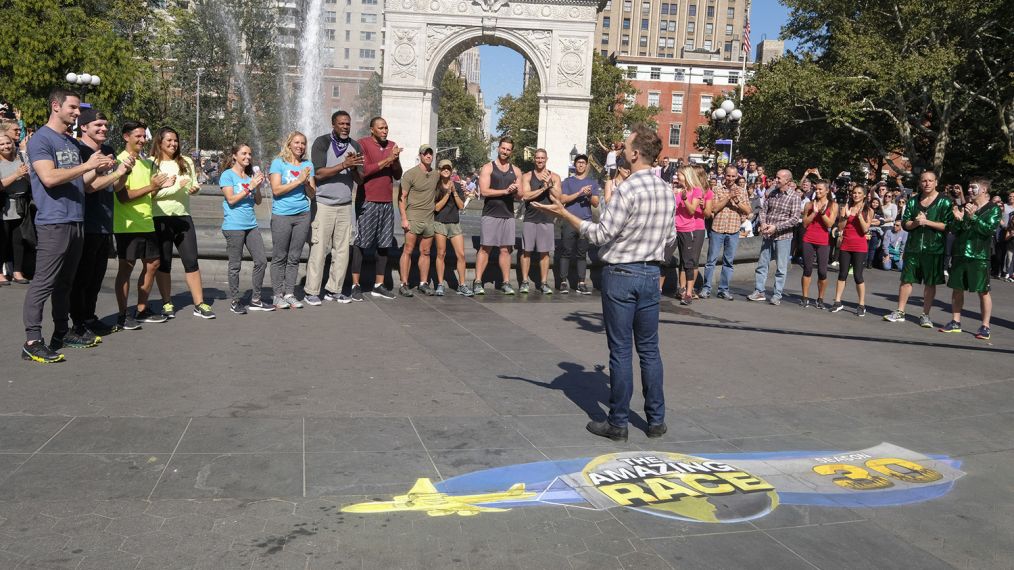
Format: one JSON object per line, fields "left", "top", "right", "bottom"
{"left": 740, "top": 0, "right": 751, "bottom": 90}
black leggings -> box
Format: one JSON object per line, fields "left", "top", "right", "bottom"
{"left": 837, "top": 250, "right": 866, "bottom": 284}
{"left": 802, "top": 242, "right": 829, "bottom": 280}
{"left": 1, "top": 218, "right": 28, "bottom": 273}
{"left": 155, "top": 216, "right": 200, "bottom": 274}
{"left": 351, "top": 245, "right": 392, "bottom": 283}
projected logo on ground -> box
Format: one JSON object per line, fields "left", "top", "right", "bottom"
{"left": 342, "top": 443, "right": 964, "bottom": 523}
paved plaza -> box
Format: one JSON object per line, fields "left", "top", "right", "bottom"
{"left": 0, "top": 262, "right": 1011, "bottom": 569}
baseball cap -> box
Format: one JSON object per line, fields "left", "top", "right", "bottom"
{"left": 438, "top": 159, "right": 453, "bottom": 170}
{"left": 79, "top": 108, "right": 106, "bottom": 126}
{"left": 418, "top": 144, "right": 434, "bottom": 154}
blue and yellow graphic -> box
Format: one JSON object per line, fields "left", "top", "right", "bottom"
{"left": 343, "top": 443, "right": 964, "bottom": 523}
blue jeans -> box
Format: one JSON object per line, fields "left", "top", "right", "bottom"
{"left": 600, "top": 262, "right": 665, "bottom": 428}
{"left": 867, "top": 232, "right": 882, "bottom": 266}
{"left": 754, "top": 238, "right": 793, "bottom": 300}
{"left": 701, "top": 231, "right": 740, "bottom": 295}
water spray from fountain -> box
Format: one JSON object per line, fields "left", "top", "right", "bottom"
{"left": 214, "top": 3, "right": 265, "bottom": 161}
{"left": 295, "top": 0, "right": 326, "bottom": 137}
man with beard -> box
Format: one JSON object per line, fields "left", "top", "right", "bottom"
{"left": 474, "top": 136, "right": 523, "bottom": 295}
{"left": 352, "top": 117, "right": 402, "bottom": 300}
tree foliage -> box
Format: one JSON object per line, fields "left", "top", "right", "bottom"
{"left": 494, "top": 77, "right": 540, "bottom": 171}
{"left": 355, "top": 71, "right": 383, "bottom": 139}
{"left": 436, "top": 72, "right": 490, "bottom": 175}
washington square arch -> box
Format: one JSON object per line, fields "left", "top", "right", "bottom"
{"left": 380, "top": 0, "right": 599, "bottom": 174}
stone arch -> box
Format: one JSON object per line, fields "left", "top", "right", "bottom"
{"left": 426, "top": 29, "right": 548, "bottom": 92}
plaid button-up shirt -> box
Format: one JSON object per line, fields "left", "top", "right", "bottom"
{"left": 580, "top": 169, "right": 677, "bottom": 264}
{"left": 759, "top": 186, "right": 802, "bottom": 241}
{"left": 711, "top": 183, "right": 750, "bottom": 234}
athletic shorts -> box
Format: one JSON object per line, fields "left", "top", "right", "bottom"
{"left": 433, "top": 222, "right": 462, "bottom": 238}
{"left": 480, "top": 216, "right": 515, "bottom": 247}
{"left": 522, "top": 222, "right": 555, "bottom": 253}
{"left": 116, "top": 232, "right": 160, "bottom": 261}
{"left": 354, "top": 201, "right": 395, "bottom": 249}
{"left": 154, "top": 215, "right": 200, "bottom": 273}
{"left": 676, "top": 230, "right": 706, "bottom": 270}
{"left": 900, "top": 252, "right": 945, "bottom": 286}
{"left": 406, "top": 218, "right": 435, "bottom": 238}
{"left": 947, "top": 257, "right": 990, "bottom": 293}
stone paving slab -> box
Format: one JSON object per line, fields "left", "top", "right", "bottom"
{"left": 0, "top": 266, "right": 1012, "bottom": 568}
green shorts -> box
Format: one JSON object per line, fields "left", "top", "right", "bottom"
{"left": 407, "top": 219, "right": 435, "bottom": 238}
{"left": 947, "top": 258, "right": 990, "bottom": 293}
{"left": 900, "top": 252, "right": 945, "bottom": 286}
{"left": 432, "top": 222, "right": 463, "bottom": 237}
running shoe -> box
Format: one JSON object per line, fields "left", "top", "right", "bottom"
{"left": 814, "top": 299, "right": 827, "bottom": 311}
{"left": 559, "top": 281, "right": 570, "bottom": 294}
{"left": 975, "top": 326, "right": 991, "bottom": 340}
{"left": 679, "top": 293, "right": 691, "bottom": 306}
{"left": 539, "top": 283, "right": 553, "bottom": 295}
{"left": 51, "top": 329, "right": 99, "bottom": 350}
{"left": 883, "top": 310, "right": 906, "bottom": 323}
{"left": 576, "top": 283, "right": 592, "bottom": 295}
{"left": 372, "top": 285, "right": 396, "bottom": 300}
{"left": 418, "top": 282, "right": 435, "bottom": 296}
{"left": 800, "top": 298, "right": 811, "bottom": 308}
{"left": 747, "top": 291, "right": 766, "bottom": 302}
{"left": 501, "top": 283, "right": 516, "bottom": 295}
{"left": 472, "top": 281, "right": 485, "bottom": 296}
{"left": 162, "top": 303, "right": 176, "bottom": 319}
{"left": 248, "top": 298, "right": 276, "bottom": 312}
{"left": 434, "top": 283, "right": 446, "bottom": 297}
{"left": 457, "top": 284, "right": 474, "bottom": 297}
{"left": 830, "top": 302, "right": 845, "bottom": 313}
{"left": 84, "top": 318, "right": 117, "bottom": 336}
{"left": 398, "top": 284, "right": 415, "bottom": 297}
{"left": 283, "top": 294, "right": 303, "bottom": 309}
{"left": 769, "top": 297, "right": 782, "bottom": 306}
{"left": 699, "top": 290, "right": 711, "bottom": 299}
{"left": 938, "top": 320, "right": 961, "bottom": 333}
{"left": 118, "top": 313, "right": 142, "bottom": 330}
{"left": 304, "top": 294, "right": 323, "bottom": 306}
{"left": 716, "top": 291, "right": 734, "bottom": 301}
{"left": 273, "top": 295, "right": 291, "bottom": 310}
{"left": 193, "top": 303, "right": 216, "bottom": 319}
{"left": 136, "top": 309, "right": 168, "bottom": 323}
{"left": 918, "top": 314, "right": 933, "bottom": 328}
{"left": 519, "top": 280, "right": 531, "bottom": 294}
{"left": 856, "top": 305, "right": 867, "bottom": 317}
{"left": 22, "top": 341, "right": 64, "bottom": 364}
{"left": 350, "top": 285, "right": 365, "bottom": 302}
{"left": 230, "top": 301, "right": 248, "bottom": 315}
{"left": 326, "top": 292, "right": 352, "bottom": 304}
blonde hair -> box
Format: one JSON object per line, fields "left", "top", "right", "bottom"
{"left": 278, "top": 131, "right": 308, "bottom": 164}
{"left": 677, "top": 165, "right": 704, "bottom": 190}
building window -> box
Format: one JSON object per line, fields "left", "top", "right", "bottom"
{"left": 726, "top": 24, "right": 734, "bottom": 35}
{"left": 661, "top": 2, "right": 669, "bottom": 14}
{"left": 603, "top": 16, "right": 610, "bottom": 28}
{"left": 623, "top": 17, "right": 631, "bottom": 28}
{"left": 658, "top": 36, "right": 667, "bottom": 47}
{"left": 622, "top": 34, "right": 630, "bottom": 45}
{"left": 360, "top": 49, "right": 376, "bottom": 58}
{"left": 705, "top": 23, "right": 713, "bottom": 34}
{"left": 703, "top": 69, "right": 714, "bottom": 82}
{"left": 674, "top": 68, "right": 685, "bottom": 81}
{"left": 344, "top": 48, "right": 350, "bottom": 59}
{"left": 641, "top": 1, "right": 650, "bottom": 12}
{"left": 727, "top": 7, "right": 734, "bottom": 18}
{"left": 687, "top": 22, "right": 695, "bottom": 33}
{"left": 667, "top": 20, "right": 676, "bottom": 31}
{"left": 729, "top": 71, "right": 739, "bottom": 84}
{"left": 601, "top": 33, "right": 609, "bottom": 44}
{"left": 360, "top": 31, "right": 375, "bottom": 41}
{"left": 325, "top": 10, "right": 336, "bottom": 22}
{"left": 700, "top": 94, "right": 713, "bottom": 113}
{"left": 724, "top": 41, "right": 733, "bottom": 52}
{"left": 641, "top": 19, "right": 649, "bottom": 29}
{"left": 345, "top": 30, "right": 350, "bottom": 41}
{"left": 671, "top": 92, "right": 683, "bottom": 112}
{"left": 601, "top": 49, "right": 609, "bottom": 56}
{"left": 648, "top": 91, "right": 660, "bottom": 107}
{"left": 344, "top": 12, "right": 350, "bottom": 23}
{"left": 623, "top": 0, "right": 631, "bottom": 10}
{"left": 625, "top": 94, "right": 636, "bottom": 106}
{"left": 639, "top": 35, "right": 648, "bottom": 47}
{"left": 627, "top": 66, "right": 637, "bottom": 79}
{"left": 650, "top": 66, "right": 661, "bottom": 79}
{"left": 604, "top": 0, "right": 611, "bottom": 8}
{"left": 667, "top": 37, "right": 675, "bottom": 48}
{"left": 332, "top": 85, "right": 341, "bottom": 97}
{"left": 684, "top": 39, "right": 694, "bottom": 50}
{"left": 669, "top": 123, "right": 681, "bottom": 146}
{"left": 703, "top": 40, "right": 712, "bottom": 50}
{"left": 362, "top": 0, "right": 377, "bottom": 4}
{"left": 706, "top": 5, "right": 714, "bottom": 17}
{"left": 325, "top": 29, "right": 336, "bottom": 41}
{"left": 361, "top": 13, "right": 377, "bottom": 23}
{"left": 688, "top": 3, "right": 696, "bottom": 16}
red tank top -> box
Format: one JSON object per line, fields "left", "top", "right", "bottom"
{"left": 803, "top": 202, "right": 833, "bottom": 246}
{"left": 840, "top": 210, "right": 870, "bottom": 252}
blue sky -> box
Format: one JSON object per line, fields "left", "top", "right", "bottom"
{"left": 479, "top": 0, "right": 795, "bottom": 131}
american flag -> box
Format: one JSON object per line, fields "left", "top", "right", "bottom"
{"left": 743, "top": 21, "right": 752, "bottom": 55}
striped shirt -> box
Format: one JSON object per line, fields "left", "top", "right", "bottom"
{"left": 579, "top": 169, "right": 677, "bottom": 264}
{"left": 759, "top": 186, "right": 801, "bottom": 241}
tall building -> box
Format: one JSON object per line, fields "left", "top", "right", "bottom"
{"left": 457, "top": 48, "right": 482, "bottom": 85}
{"left": 755, "top": 39, "right": 784, "bottom": 64}
{"left": 320, "top": 0, "right": 383, "bottom": 71}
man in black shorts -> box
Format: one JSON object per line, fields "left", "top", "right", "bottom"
{"left": 474, "top": 136, "right": 523, "bottom": 295}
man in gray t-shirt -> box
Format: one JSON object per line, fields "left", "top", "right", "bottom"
{"left": 305, "top": 110, "right": 364, "bottom": 304}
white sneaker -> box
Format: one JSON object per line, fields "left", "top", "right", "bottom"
{"left": 284, "top": 294, "right": 303, "bottom": 309}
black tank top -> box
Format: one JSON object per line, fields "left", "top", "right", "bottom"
{"left": 524, "top": 172, "right": 553, "bottom": 224}
{"left": 483, "top": 161, "right": 516, "bottom": 219}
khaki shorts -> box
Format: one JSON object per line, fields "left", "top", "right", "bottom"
{"left": 407, "top": 218, "right": 435, "bottom": 238}
{"left": 433, "top": 222, "right": 463, "bottom": 237}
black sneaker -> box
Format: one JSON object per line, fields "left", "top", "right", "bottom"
{"left": 576, "top": 283, "right": 592, "bottom": 295}
{"left": 230, "top": 301, "right": 248, "bottom": 314}
{"left": 399, "top": 283, "right": 415, "bottom": 297}
{"left": 118, "top": 313, "right": 142, "bottom": 330}
{"left": 814, "top": 299, "right": 827, "bottom": 311}
{"left": 646, "top": 423, "right": 668, "bottom": 438}
{"left": 51, "top": 329, "right": 100, "bottom": 350}
{"left": 248, "top": 298, "right": 276, "bottom": 311}
{"left": 350, "top": 284, "right": 364, "bottom": 302}
{"left": 800, "top": 298, "right": 811, "bottom": 308}
{"left": 856, "top": 305, "right": 867, "bottom": 317}
{"left": 830, "top": 302, "right": 845, "bottom": 313}
{"left": 559, "top": 281, "right": 570, "bottom": 294}
{"left": 84, "top": 318, "right": 116, "bottom": 336}
{"left": 371, "top": 285, "right": 396, "bottom": 300}
{"left": 22, "top": 341, "right": 64, "bottom": 364}
{"left": 586, "top": 420, "right": 628, "bottom": 442}
{"left": 136, "top": 308, "right": 168, "bottom": 323}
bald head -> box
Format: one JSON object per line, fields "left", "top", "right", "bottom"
{"left": 776, "top": 169, "right": 793, "bottom": 187}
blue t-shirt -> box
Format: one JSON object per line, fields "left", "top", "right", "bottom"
{"left": 27, "top": 125, "right": 86, "bottom": 225}
{"left": 561, "top": 175, "right": 601, "bottom": 221}
{"left": 220, "top": 168, "right": 258, "bottom": 230}
{"left": 269, "top": 157, "right": 314, "bottom": 216}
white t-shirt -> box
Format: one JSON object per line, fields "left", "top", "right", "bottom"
{"left": 605, "top": 150, "right": 617, "bottom": 169}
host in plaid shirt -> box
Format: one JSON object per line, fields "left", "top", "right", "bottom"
{"left": 532, "top": 125, "right": 676, "bottom": 443}
{"left": 748, "top": 169, "right": 801, "bottom": 305}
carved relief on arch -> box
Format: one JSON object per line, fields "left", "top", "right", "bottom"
{"left": 557, "top": 37, "right": 587, "bottom": 88}
{"left": 391, "top": 28, "right": 420, "bottom": 79}
{"left": 514, "top": 30, "right": 552, "bottom": 69}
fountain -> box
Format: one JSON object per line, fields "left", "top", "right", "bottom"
{"left": 214, "top": 3, "right": 266, "bottom": 160}
{"left": 295, "top": 0, "right": 327, "bottom": 138}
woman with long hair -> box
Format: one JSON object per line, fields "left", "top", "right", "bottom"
{"left": 865, "top": 196, "right": 886, "bottom": 268}
{"left": 150, "top": 127, "right": 215, "bottom": 319}
{"left": 0, "top": 133, "right": 31, "bottom": 285}
{"left": 268, "top": 131, "right": 315, "bottom": 309}
{"left": 671, "top": 165, "right": 706, "bottom": 304}
{"left": 831, "top": 184, "right": 872, "bottom": 316}
{"left": 799, "top": 180, "right": 837, "bottom": 309}
{"left": 602, "top": 154, "right": 630, "bottom": 206}
{"left": 433, "top": 159, "right": 472, "bottom": 296}
{"left": 220, "top": 144, "right": 273, "bottom": 314}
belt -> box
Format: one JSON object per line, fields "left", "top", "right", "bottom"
{"left": 605, "top": 261, "right": 662, "bottom": 267}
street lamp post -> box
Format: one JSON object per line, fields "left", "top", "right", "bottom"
{"left": 195, "top": 68, "right": 204, "bottom": 160}
{"left": 711, "top": 99, "right": 742, "bottom": 167}
{"left": 65, "top": 72, "right": 101, "bottom": 101}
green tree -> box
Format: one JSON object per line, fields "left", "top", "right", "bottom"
{"left": 435, "top": 71, "right": 490, "bottom": 174}
{"left": 587, "top": 53, "right": 658, "bottom": 167}
{"left": 355, "top": 72, "right": 382, "bottom": 138}
{"left": 495, "top": 77, "right": 540, "bottom": 171}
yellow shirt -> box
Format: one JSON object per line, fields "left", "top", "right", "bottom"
{"left": 151, "top": 157, "right": 196, "bottom": 217}
{"left": 114, "top": 151, "right": 155, "bottom": 234}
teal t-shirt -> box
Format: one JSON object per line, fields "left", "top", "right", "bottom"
{"left": 220, "top": 168, "right": 258, "bottom": 230}
{"left": 269, "top": 157, "right": 313, "bottom": 216}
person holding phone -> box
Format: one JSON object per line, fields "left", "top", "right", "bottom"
{"left": 307, "top": 110, "right": 362, "bottom": 304}
{"left": 830, "top": 184, "right": 872, "bottom": 315}
{"left": 269, "top": 131, "right": 315, "bottom": 309}
{"left": 220, "top": 143, "right": 272, "bottom": 314}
